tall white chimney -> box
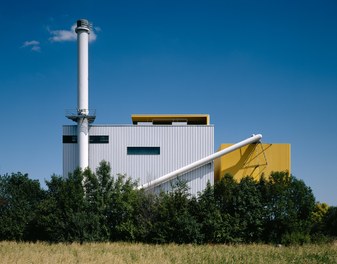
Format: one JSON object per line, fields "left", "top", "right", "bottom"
{"left": 76, "top": 19, "right": 90, "bottom": 116}
{"left": 75, "top": 19, "right": 90, "bottom": 170}
{"left": 66, "top": 19, "right": 95, "bottom": 171}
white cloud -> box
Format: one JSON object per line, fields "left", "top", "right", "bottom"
{"left": 94, "top": 26, "right": 101, "bottom": 32}
{"left": 31, "top": 45, "right": 41, "bottom": 52}
{"left": 49, "top": 24, "right": 76, "bottom": 42}
{"left": 49, "top": 23, "right": 97, "bottom": 43}
{"left": 23, "top": 40, "right": 40, "bottom": 47}
{"left": 90, "top": 30, "right": 97, "bottom": 42}
{"left": 22, "top": 40, "right": 41, "bottom": 52}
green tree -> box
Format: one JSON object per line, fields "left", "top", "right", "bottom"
{"left": 311, "top": 202, "right": 329, "bottom": 236}
{"left": 323, "top": 206, "right": 337, "bottom": 237}
{"left": 107, "top": 174, "right": 140, "bottom": 241}
{"left": 33, "top": 170, "right": 90, "bottom": 243}
{"left": 213, "top": 174, "right": 264, "bottom": 243}
{"left": 32, "top": 162, "right": 142, "bottom": 243}
{"left": 196, "top": 182, "right": 230, "bottom": 243}
{"left": 0, "top": 172, "right": 45, "bottom": 241}
{"left": 129, "top": 189, "right": 157, "bottom": 243}
{"left": 83, "top": 161, "right": 114, "bottom": 241}
{"left": 235, "top": 176, "right": 264, "bottom": 242}
{"left": 261, "top": 171, "right": 315, "bottom": 244}
{"left": 148, "top": 180, "right": 202, "bottom": 244}
{"left": 213, "top": 174, "right": 242, "bottom": 243}
{"left": 312, "top": 202, "right": 329, "bottom": 224}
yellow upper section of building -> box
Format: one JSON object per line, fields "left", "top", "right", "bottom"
{"left": 214, "top": 143, "right": 291, "bottom": 182}
{"left": 131, "top": 114, "right": 210, "bottom": 125}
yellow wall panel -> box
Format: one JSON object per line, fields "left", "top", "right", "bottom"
{"left": 214, "top": 143, "right": 290, "bottom": 182}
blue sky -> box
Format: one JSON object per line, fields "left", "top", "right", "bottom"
{"left": 1, "top": 0, "right": 336, "bottom": 205}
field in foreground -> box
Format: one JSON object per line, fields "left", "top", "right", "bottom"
{"left": 1, "top": 241, "right": 337, "bottom": 264}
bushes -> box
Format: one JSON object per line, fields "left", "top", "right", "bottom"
{"left": 281, "top": 232, "right": 311, "bottom": 246}
{"left": 260, "top": 171, "right": 316, "bottom": 244}
{"left": 0, "top": 172, "right": 45, "bottom": 241}
{"left": 147, "top": 181, "right": 203, "bottom": 244}
{"left": 0, "top": 164, "right": 335, "bottom": 244}
{"left": 323, "top": 206, "right": 337, "bottom": 237}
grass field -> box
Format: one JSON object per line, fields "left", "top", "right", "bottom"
{"left": 1, "top": 241, "right": 336, "bottom": 264}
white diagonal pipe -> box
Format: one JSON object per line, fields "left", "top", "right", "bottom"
{"left": 138, "top": 134, "right": 262, "bottom": 190}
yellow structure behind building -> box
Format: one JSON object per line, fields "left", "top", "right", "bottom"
{"left": 214, "top": 143, "right": 291, "bottom": 182}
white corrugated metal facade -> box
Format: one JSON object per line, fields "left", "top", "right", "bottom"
{"left": 63, "top": 124, "right": 214, "bottom": 195}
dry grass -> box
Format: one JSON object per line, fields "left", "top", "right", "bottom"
{"left": 0, "top": 241, "right": 336, "bottom": 264}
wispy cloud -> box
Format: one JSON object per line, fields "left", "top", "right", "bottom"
{"left": 22, "top": 40, "right": 41, "bottom": 52}
{"left": 31, "top": 45, "right": 41, "bottom": 52}
{"left": 49, "top": 24, "right": 76, "bottom": 42}
{"left": 48, "top": 23, "right": 97, "bottom": 43}
{"left": 21, "top": 22, "right": 99, "bottom": 52}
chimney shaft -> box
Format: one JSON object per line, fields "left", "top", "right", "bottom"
{"left": 75, "top": 19, "right": 90, "bottom": 170}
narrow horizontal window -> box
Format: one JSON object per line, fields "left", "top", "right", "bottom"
{"left": 127, "top": 147, "right": 160, "bottom": 155}
{"left": 63, "top": 135, "right": 77, "bottom": 143}
{"left": 63, "top": 135, "right": 109, "bottom": 144}
{"left": 90, "top": 136, "right": 109, "bottom": 144}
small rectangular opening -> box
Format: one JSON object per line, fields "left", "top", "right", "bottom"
{"left": 90, "top": 136, "right": 109, "bottom": 144}
{"left": 63, "top": 135, "right": 109, "bottom": 144}
{"left": 63, "top": 135, "right": 77, "bottom": 143}
{"left": 127, "top": 147, "right": 160, "bottom": 155}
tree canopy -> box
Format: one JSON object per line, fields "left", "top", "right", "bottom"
{"left": 0, "top": 163, "right": 335, "bottom": 244}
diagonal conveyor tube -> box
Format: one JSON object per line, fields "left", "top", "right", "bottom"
{"left": 138, "top": 134, "right": 262, "bottom": 190}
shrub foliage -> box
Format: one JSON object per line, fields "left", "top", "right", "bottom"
{"left": 0, "top": 162, "right": 335, "bottom": 244}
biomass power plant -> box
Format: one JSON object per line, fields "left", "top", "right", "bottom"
{"left": 63, "top": 19, "right": 290, "bottom": 195}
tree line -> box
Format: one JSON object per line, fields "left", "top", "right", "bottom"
{"left": 0, "top": 161, "right": 336, "bottom": 245}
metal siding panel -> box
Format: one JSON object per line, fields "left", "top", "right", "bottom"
{"left": 63, "top": 126, "right": 78, "bottom": 176}
{"left": 153, "top": 163, "right": 213, "bottom": 195}
{"left": 64, "top": 124, "right": 214, "bottom": 195}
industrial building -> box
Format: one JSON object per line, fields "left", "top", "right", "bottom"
{"left": 63, "top": 19, "right": 290, "bottom": 195}
{"left": 64, "top": 114, "right": 214, "bottom": 194}
{"left": 214, "top": 143, "right": 291, "bottom": 182}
